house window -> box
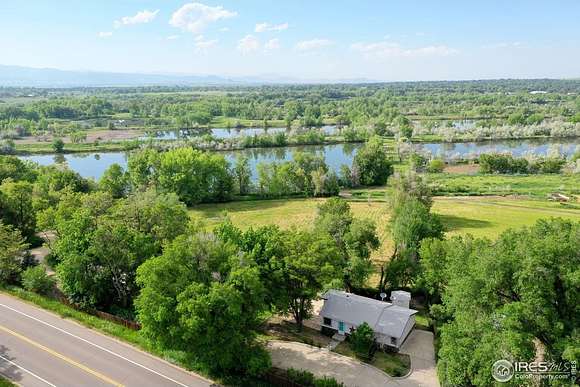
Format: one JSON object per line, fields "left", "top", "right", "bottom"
{"left": 390, "top": 337, "right": 397, "bottom": 345}
{"left": 323, "top": 317, "right": 332, "bottom": 326}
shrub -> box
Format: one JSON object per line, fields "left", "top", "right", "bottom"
{"left": 427, "top": 159, "right": 445, "bottom": 173}
{"left": 349, "top": 322, "right": 375, "bottom": 360}
{"left": 52, "top": 138, "right": 65, "bottom": 153}
{"left": 314, "top": 377, "right": 345, "bottom": 387}
{"left": 287, "top": 368, "right": 315, "bottom": 386}
{"left": 21, "top": 266, "right": 55, "bottom": 295}
{"left": 285, "top": 368, "right": 345, "bottom": 387}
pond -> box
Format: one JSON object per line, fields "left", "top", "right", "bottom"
{"left": 20, "top": 143, "right": 362, "bottom": 181}
{"left": 19, "top": 138, "right": 580, "bottom": 181}
{"left": 140, "top": 125, "right": 339, "bottom": 140}
{"left": 417, "top": 138, "right": 580, "bottom": 160}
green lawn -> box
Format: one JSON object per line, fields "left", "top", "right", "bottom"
{"left": 190, "top": 195, "right": 580, "bottom": 265}
{"left": 428, "top": 173, "right": 580, "bottom": 197}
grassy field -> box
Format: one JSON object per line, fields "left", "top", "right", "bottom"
{"left": 348, "top": 173, "right": 580, "bottom": 199}
{"left": 0, "top": 377, "right": 15, "bottom": 387}
{"left": 190, "top": 195, "right": 580, "bottom": 266}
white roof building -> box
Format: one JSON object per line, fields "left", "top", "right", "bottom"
{"left": 320, "top": 290, "right": 418, "bottom": 350}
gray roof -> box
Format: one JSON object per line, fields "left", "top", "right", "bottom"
{"left": 320, "top": 290, "right": 417, "bottom": 339}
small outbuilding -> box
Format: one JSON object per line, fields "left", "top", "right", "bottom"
{"left": 319, "top": 290, "right": 417, "bottom": 350}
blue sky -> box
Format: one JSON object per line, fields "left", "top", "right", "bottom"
{"left": 1, "top": 0, "right": 579, "bottom": 81}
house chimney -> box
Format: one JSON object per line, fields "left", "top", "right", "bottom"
{"left": 390, "top": 290, "right": 411, "bottom": 308}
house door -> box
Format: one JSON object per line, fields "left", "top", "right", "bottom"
{"left": 338, "top": 321, "right": 345, "bottom": 333}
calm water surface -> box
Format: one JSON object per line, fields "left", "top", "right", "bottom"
{"left": 19, "top": 138, "right": 579, "bottom": 180}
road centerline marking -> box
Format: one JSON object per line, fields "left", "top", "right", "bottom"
{"left": 0, "top": 324, "right": 123, "bottom": 387}
{"left": 0, "top": 353, "right": 58, "bottom": 387}
{"left": 0, "top": 302, "right": 195, "bottom": 387}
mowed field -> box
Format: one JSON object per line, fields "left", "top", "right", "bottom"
{"left": 190, "top": 195, "right": 580, "bottom": 266}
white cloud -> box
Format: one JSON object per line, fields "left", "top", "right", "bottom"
{"left": 237, "top": 35, "right": 260, "bottom": 53}
{"left": 170, "top": 2, "right": 237, "bottom": 34}
{"left": 255, "top": 22, "right": 288, "bottom": 33}
{"left": 194, "top": 36, "right": 218, "bottom": 51}
{"left": 264, "top": 38, "right": 280, "bottom": 50}
{"left": 98, "top": 31, "right": 113, "bottom": 38}
{"left": 350, "top": 41, "right": 458, "bottom": 58}
{"left": 295, "top": 39, "right": 333, "bottom": 51}
{"left": 115, "top": 9, "right": 159, "bottom": 28}
{"left": 167, "top": 35, "right": 180, "bottom": 40}
{"left": 219, "top": 27, "right": 229, "bottom": 32}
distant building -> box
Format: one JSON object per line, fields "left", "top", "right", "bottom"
{"left": 319, "top": 290, "right": 417, "bottom": 350}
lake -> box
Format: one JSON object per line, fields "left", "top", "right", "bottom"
{"left": 20, "top": 143, "right": 362, "bottom": 181}
{"left": 19, "top": 138, "right": 580, "bottom": 180}
{"left": 418, "top": 138, "right": 580, "bottom": 159}
{"left": 140, "top": 125, "right": 339, "bottom": 140}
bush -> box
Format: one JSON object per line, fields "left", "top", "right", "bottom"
{"left": 479, "top": 153, "right": 565, "bottom": 174}
{"left": 21, "top": 266, "right": 55, "bottom": 295}
{"left": 427, "top": 159, "right": 445, "bottom": 173}
{"left": 349, "top": 322, "right": 375, "bottom": 360}
{"left": 52, "top": 138, "right": 65, "bottom": 153}
{"left": 285, "top": 368, "right": 345, "bottom": 387}
{"left": 287, "top": 368, "right": 315, "bottom": 386}
{"left": 314, "top": 377, "right": 345, "bottom": 387}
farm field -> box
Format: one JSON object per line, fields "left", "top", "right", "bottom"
{"left": 190, "top": 195, "right": 580, "bottom": 265}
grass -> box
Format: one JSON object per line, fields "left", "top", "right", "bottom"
{"left": 0, "top": 287, "right": 212, "bottom": 380}
{"left": 14, "top": 140, "right": 141, "bottom": 154}
{"left": 333, "top": 342, "right": 411, "bottom": 377}
{"left": 428, "top": 173, "right": 580, "bottom": 197}
{"left": 190, "top": 195, "right": 580, "bottom": 266}
{"left": 0, "top": 377, "right": 15, "bottom": 387}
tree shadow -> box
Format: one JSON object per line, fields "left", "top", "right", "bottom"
{"left": 0, "top": 345, "right": 23, "bottom": 383}
{"left": 438, "top": 214, "right": 492, "bottom": 231}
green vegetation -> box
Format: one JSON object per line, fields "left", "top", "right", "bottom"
{"left": 420, "top": 219, "right": 579, "bottom": 386}
{"left": 1, "top": 81, "right": 579, "bottom": 384}
{"left": 333, "top": 342, "right": 411, "bottom": 377}
{"left": 21, "top": 265, "right": 54, "bottom": 295}
{"left": 348, "top": 322, "right": 375, "bottom": 360}
{"left": 428, "top": 172, "right": 580, "bottom": 197}
{"left": 479, "top": 153, "right": 566, "bottom": 174}
{"left": 2, "top": 80, "right": 579, "bottom": 157}
{"left": 0, "top": 377, "right": 16, "bottom": 387}
{"left": 285, "top": 368, "right": 345, "bottom": 387}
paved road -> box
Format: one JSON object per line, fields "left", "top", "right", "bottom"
{"left": 0, "top": 293, "right": 213, "bottom": 387}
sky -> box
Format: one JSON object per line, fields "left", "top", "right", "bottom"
{"left": 1, "top": 0, "right": 579, "bottom": 81}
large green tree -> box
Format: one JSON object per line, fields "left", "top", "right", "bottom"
{"left": 353, "top": 136, "right": 393, "bottom": 186}
{"left": 314, "top": 198, "right": 379, "bottom": 290}
{"left": 0, "top": 221, "right": 28, "bottom": 284}
{"left": 136, "top": 232, "right": 270, "bottom": 376}
{"left": 420, "top": 219, "right": 580, "bottom": 386}
{"left": 0, "top": 179, "right": 36, "bottom": 240}
{"left": 272, "top": 229, "right": 343, "bottom": 329}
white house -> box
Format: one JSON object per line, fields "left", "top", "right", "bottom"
{"left": 319, "top": 290, "right": 417, "bottom": 350}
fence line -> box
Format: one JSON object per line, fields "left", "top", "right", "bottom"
{"left": 52, "top": 291, "right": 141, "bottom": 330}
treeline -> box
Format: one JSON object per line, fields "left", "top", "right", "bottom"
{"left": 371, "top": 168, "right": 579, "bottom": 386}
{"left": 2, "top": 79, "right": 579, "bottom": 140}
{"left": 479, "top": 153, "right": 566, "bottom": 174}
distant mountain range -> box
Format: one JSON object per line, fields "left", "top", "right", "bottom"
{"left": 0, "top": 64, "right": 373, "bottom": 87}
